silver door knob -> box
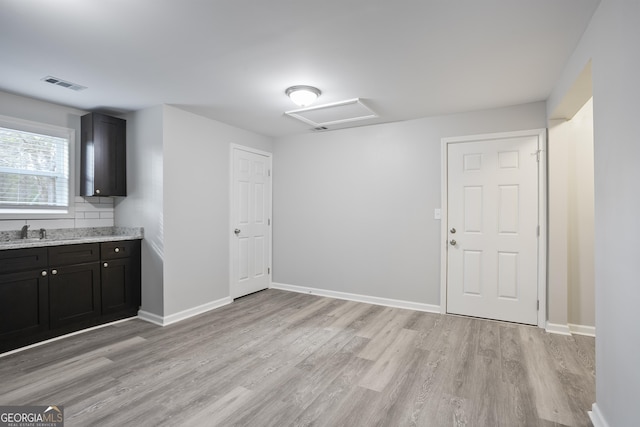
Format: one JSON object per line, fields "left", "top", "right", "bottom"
{"left": 103, "top": 262, "right": 109, "bottom": 268}
{"left": 449, "top": 239, "right": 457, "bottom": 246}
{"left": 114, "top": 247, "right": 120, "bottom": 253}
{"left": 234, "top": 229, "right": 241, "bottom": 235}
{"left": 51, "top": 269, "right": 58, "bottom": 275}
{"left": 450, "top": 228, "right": 456, "bottom": 234}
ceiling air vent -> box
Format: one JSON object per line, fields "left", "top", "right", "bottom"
{"left": 285, "top": 98, "right": 377, "bottom": 129}
{"left": 41, "top": 76, "right": 87, "bottom": 91}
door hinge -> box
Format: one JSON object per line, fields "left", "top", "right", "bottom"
{"left": 536, "top": 225, "right": 540, "bottom": 236}
{"left": 268, "top": 218, "right": 271, "bottom": 226}
{"left": 268, "top": 169, "right": 271, "bottom": 177}
{"left": 537, "top": 300, "right": 540, "bottom": 311}
{"left": 531, "top": 149, "right": 543, "bottom": 162}
{"left": 268, "top": 267, "right": 271, "bottom": 274}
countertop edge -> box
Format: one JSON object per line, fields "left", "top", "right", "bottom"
{"left": 0, "top": 227, "right": 143, "bottom": 251}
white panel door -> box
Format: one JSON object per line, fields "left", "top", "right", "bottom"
{"left": 447, "top": 135, "right": 539, "bottom": 324}
{"left": 231, "top": 147, "right": 271, "bottom": 298}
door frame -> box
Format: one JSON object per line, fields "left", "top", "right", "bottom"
{"left": 439, "top": 129, "right": 548, "bottom": 328}
{"left": 229, "top": 143, "right": 273, "bottom": 299}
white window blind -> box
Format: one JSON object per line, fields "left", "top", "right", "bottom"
{"left": 0, "top": 117, "right": 72, "bottom": 213}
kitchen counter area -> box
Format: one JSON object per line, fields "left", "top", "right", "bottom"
{"left": 0, "top": 226, "right": 143, "bottom": 250}
{"left": 0, "top": 226, "right": 143, "bottom": 353}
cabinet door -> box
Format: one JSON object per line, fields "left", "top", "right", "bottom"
{"left": 101, "top": 257, "right": 139, "bottom": 315}
{"left": 49, "top": 263, "right": 101, "bottom": 329}
{"left": 0, "top": 269, "right": 49, "bottom": 345}
{"left": 81, "top": 113, "right": 127, "bottom": 196}
{"left": 94, "top": 114, "right": 126, "bottom": 196}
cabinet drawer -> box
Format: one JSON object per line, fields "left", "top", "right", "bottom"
{"left": 0, "top": 247, "right": 48, "bottom": 274}
{"left": 101, "top": 240, "right": 139, "bottom": 260}
{"left": 49, "top": 243, "right": 100, "bottom": 266}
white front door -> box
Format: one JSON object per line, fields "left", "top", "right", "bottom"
{"left": 446, "top": 133, "right": 542, "bottom": 325}
{"left": 231, "top": 146, "right": 271, "bottom": 299}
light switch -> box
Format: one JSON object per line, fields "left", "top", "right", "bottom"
{"left": 434, "top": 208, "right": 441, "bottom": 220}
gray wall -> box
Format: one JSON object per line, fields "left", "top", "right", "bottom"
{"left": 117, "top": 105, "right": 273, "bottom": 319}
{"left": 0, "top": 90, "right": 83, "bottom": 140}
{"left": 548, "top": 0, "right": 640, "bottom": 424}
{"left": 117, "top": 105, "right": 165, "bottom": 316}
{"left": 272, "top": 102, "right": 546, "bottom": 306}
{"left": 162, "top": 105, "right": 272, "bottom": 315}
{"left": 566, "top": 99, "right": 595, "bottom": 329}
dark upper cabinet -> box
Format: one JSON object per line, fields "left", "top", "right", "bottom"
{"left": 81, "top": 112, "right": 127, "bottom": 196}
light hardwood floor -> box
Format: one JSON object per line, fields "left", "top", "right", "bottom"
{"left": 0, "top": 289, "right": 595, "bottom": 426}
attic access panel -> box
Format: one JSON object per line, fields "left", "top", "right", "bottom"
{"left": 285, "top": 98, "right": 377, "bottom": 128}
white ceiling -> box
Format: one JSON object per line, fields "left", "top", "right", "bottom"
{"left": 0, "top": 0, "right": 600, "bottom": 137}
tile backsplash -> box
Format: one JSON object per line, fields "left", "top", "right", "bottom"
{"left": 0, "top": 197, "right": 115, "bottom": 231}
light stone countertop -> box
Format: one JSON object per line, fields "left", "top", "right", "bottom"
{"left": 0, "top": 227, "right": 143, "bottom": 250}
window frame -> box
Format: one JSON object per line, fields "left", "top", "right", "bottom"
{"left": 0, "top": 114, "right": 75, "bottom": 219}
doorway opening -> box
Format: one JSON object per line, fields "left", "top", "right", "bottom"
{"left": 547, "top": 60, "right": 595, "bottom": 336}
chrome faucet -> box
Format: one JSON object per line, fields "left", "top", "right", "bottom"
{"left": 39, "top": 228, "right": 47, "bottom": 240}
{"left": 20, "top": 224, "right": 29, "bottom": 239}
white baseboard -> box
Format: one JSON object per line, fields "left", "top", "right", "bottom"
{"left": 270, "top": 282, "right": 440, "bottom": 313}
{"left": 137, "top": 310, "right": 164, "bottom": 326}
{"left": 138, "top": 296, "right": 233, "bottom": 327}
{"left": 588, "top": 403, "right": 610, "bottom": 427}
{"left": 545, "top": 322, "right": 572, "bottom": 336}
{"left": 569, "top": 323, "right": 596, "bottom": 337}
{"left": 546, "top": 322, "right": 596, "bottom": 337}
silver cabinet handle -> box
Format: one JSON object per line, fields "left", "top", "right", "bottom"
{"left": 51, "top": 269, "right": 58, "bottom": 275}
{"left": 450, "top": 239, "right": 457, "bottom": 246}
{"left": 234, "top": 229, "right": 241, "bottom": 235}
{"left": 103, "top": 262, "right": 108, "bottom": 268}
{"left": 95, "top": 189, "right": 101, "bottom": 194}
{"left": 114, "top": 247, "right": 120, "bottom": 253}
{"left": 41, "top": 270, "right": 47, "bottom": 277}
{"left": 450, "top": 228, "right": 456, "bottom": 234}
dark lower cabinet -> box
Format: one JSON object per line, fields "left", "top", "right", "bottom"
{"left": 0, "top": 269, "right": 49, "bottom": 343}
{"left": 101, "top": 258, "right": 137, "bottom": 316}
{"left": 49, "top": 262, "right": 101, "bottom": 329}
{"left": 101, "top": 240, "right": 140, "bottom": 320}
{"left": 0, "top": 240, "right": 141, "bottom": 353}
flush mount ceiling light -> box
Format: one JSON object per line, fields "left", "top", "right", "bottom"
{"left": 285, "top": 85, "right": 321, "bottom": 107}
